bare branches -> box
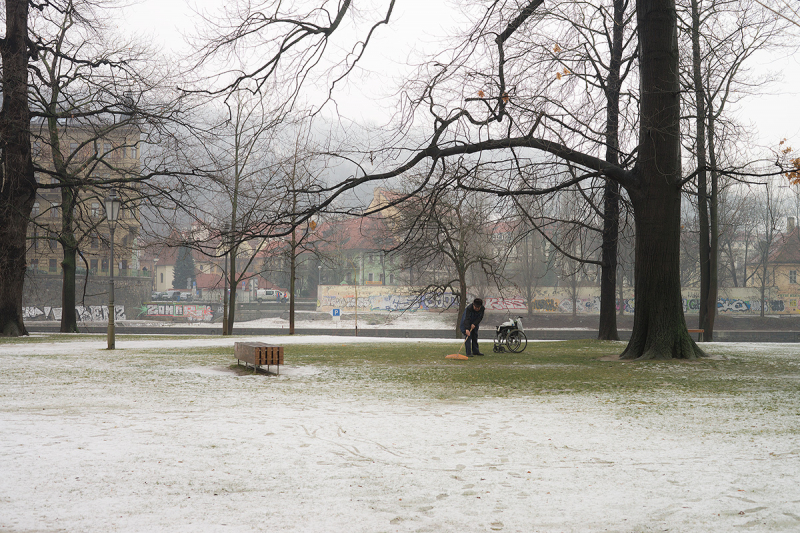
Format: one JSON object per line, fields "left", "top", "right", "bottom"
{"left": 189, "top": 0, "right": 397, "bottom": 115}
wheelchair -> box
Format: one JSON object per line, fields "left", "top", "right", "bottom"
{"left": 492, "top": 316, "right": 528, "bottom": 353}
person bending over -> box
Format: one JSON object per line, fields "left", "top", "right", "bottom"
{"left": 460, "top": 298, "right": 485, "bottom": 357}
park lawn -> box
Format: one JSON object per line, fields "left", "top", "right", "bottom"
{"left": 2, "top": 335, "right": 799, "bottom": 532}
{"left": 16, "top": 335, "right": 788, "bottom": 400}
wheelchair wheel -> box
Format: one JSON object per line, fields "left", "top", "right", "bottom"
{"left": 507, "top": 331, "right": 527, "bottom": 353}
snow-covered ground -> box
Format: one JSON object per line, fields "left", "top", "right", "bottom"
{"left": 99, "top": 311, "right": 596, "bottom": 331}
{"left": 1, "top": 337, "right": 799, "bottom": 532}
{"left": 187, "top": 311, "right": 462, "bottom": 330}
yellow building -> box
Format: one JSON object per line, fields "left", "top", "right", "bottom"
{"left": 26, "top": 122, "right": 143, "bottom": 278}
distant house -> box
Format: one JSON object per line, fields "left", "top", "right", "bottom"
{"left": 751, "top": 218, "right": 800, "bottom": 294}
{"left": 315, "top": 214, "right": 401, "bottom": 286}
{"left": 747, "top": 217, "right": 800, "bottom": 294}
{"left": 27, "top": 122, "right": 143, "bottom": 278}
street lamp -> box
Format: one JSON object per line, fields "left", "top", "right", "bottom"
{"left": 104, "top": 189, "right": 121, "bottom": 350}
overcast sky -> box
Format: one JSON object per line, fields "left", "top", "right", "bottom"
{"left": 122, "top": 0, "right": 800, "bottom": 150}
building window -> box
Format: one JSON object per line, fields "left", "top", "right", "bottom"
{"left": 50, "top": 203, "right": 59, "bottom": 217}
{"left": 32, "top": 202, "right": 40, "bottom": 216}
{"left": 49, "top": 232, "right": 57, "bottom": 250}
{"left": 31, "top": 259, "right": 38, "bottom": 270}
{"left": 49, "top": 258, "right": 57, "bottom": 272}
{"left": 368, "top": 273, "right": 374, "bottom": 282}
{"left": 69, "top": 142, "right": 78, "bottom": 154}
{"left": 102, "top": 258, "right": 108, "bottom": 271}
{"left": 121, "top": 260, "right": 128, "bottom": 271}
{"left": 104, "top": 142, "right": 112, "bottom": 154}
{"left": 390, "top": 274, "right": 394, "bottom": 284}
{"left": 91, "top": 203, "right": 100, "bottom": 217}
{"left": 90, "top": 259, "right": 98, "bottom": 272}
{"left": 791, "top": 270, "right": 797, "bottom": 284}
{"left": 91, "top": 237, "right": 99, "bottom": 249}
{"left": 160, "top": 272, "right": 164, "bottom": 284}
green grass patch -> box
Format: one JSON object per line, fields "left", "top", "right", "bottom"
{"left": 4, "top": 335, "right": 799, "bottom": 401}
{"left": 277, "top": 340, "right": 800, "bottom": 398}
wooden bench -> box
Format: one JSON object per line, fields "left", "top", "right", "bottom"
{"left": 687, "top": 329, "right": 704, "bottom": 341}
{"left": 234, "top": 342, "right": 284, "bottom": 375}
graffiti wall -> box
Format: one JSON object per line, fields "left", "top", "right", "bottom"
{"left": 317, "top": 286, "right": 622, "bottom": 314}
{"left": 137, "top": 303, "right": 215, "bottom": 322}
{"left": 318, "top": 285, "right": 800, "bottom": 315}
{"left": 685, "top": 288, "right": 800, "bottom": 315}
{"left": 318, "top": 285, "right": 460, "bottom": 312}
{"left": 23, "top": 306, "right": 126, "bottom": 321}
{"left": 23, "top": 303, "right": 216, "bottom": 322}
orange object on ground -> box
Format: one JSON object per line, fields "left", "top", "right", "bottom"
{"left": 445, "top": 353, "right": 469, "bottom": 360}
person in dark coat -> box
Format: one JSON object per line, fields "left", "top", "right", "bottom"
{"left": 460, "top": 298, "right": 485, "bottom": 357}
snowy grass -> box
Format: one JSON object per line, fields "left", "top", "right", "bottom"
{"left": 1, "top": 335, "right": 799, "bottom": 532}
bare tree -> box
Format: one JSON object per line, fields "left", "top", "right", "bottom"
{"left": 187, "top": 94, "right": 280, "bottom": 334}
{"left": 745, "top": 178, "right": 786, "bottom": 315}
{"left": 195, "top": 0, "right": 712, "bottom": 359}
{"left": 389, "top": 166, "right": 507, "bottom": 337}
{"left": 754, "top": 0, "right": 800, "bottom": 27}
{"left": 681, "top": 0, "right": 793, "bottom": 340}
{"left": 27, "top": 0, "right": 181, "bottom": 332}
{"left": 526, "top": 0, "right": 638, "bottom": 339}
{"left": 272, "top": 124, "right": 326, "bottom": 334}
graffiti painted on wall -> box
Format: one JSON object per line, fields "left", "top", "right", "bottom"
{"left": 23, "top": 306, "right": 126, "bottom": 321}
{"left": 137, "top": 303, "right": 214, "bottom": 322}
{"left": 484, "top": 297, "right": 527, "bottom": 311}
{"left": 318, "top": 285, "right": 461, "bottom": 312}
{"left": 317, "top": 285, "right": 800, "bottom": 315}
{"left": 683, "top": 288, "right": 800, "bottom": 315}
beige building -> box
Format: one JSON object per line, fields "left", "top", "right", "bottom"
{"left": 26, "top": 122, "right": 143, "bottom": 279}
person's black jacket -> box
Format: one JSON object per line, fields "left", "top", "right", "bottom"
{"left": 460, "top": 304, "right": 485, "bottom": 332}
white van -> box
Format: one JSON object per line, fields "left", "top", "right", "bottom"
{"left": 256, "top": 289, "right": 287, "bottom": 303}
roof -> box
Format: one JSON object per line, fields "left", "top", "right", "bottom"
{"left": 769, "top": 227, "right": 800, "bottom": 265}
{"left": 315, "top": 215, "right": 395, "bottom": 253}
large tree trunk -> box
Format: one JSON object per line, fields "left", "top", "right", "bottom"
{"left": 0, "top": 0, "right": 36, "bottom": 336}
{"left": 59, "top": 188, "right": 79, "bottom": 333}
{"left": 621, "top": 0, "right": 704, "bottom": 360}
{"left": 60, "top": 238, "right": 79, "bottom": 333}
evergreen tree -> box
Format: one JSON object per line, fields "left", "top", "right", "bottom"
{"left": 173, "top": 246, "right": 196, "bottom": 290}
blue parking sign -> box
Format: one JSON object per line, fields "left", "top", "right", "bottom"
{"left": 332, "top": 308, "right": 341, "bottom": 317}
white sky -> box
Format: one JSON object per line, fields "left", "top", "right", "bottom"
{"left": 120, "top": 0, "right": 800, "bottom": 148}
